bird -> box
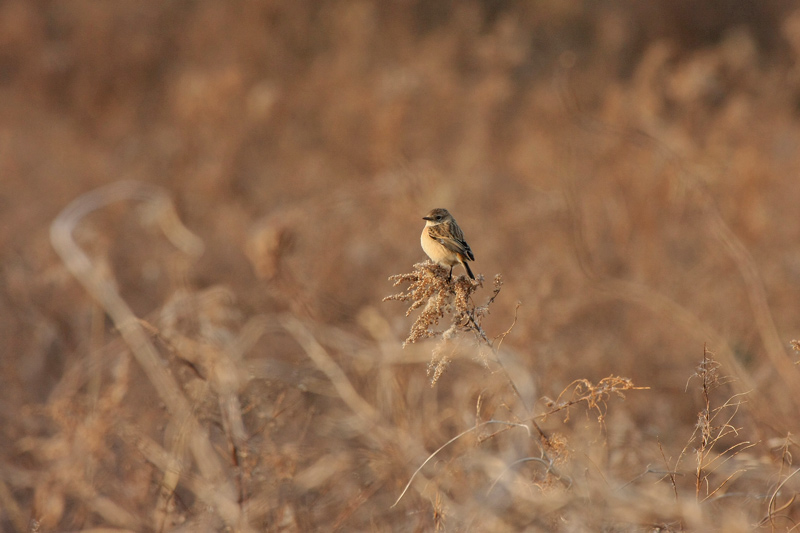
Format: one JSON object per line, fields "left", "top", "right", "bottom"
{"left": 420, "top": 208, "right": 475, "bottom": 280}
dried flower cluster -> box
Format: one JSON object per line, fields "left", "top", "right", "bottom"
{"left": 384, "top": 261, "right": 501, "bottom": 384}
{"left": 383, "top": 261, "right": 484, "bottom": 345}
{"left": 542, "top": 376, "right": 645, "bottom": 424}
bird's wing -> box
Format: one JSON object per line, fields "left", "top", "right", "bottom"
{"left": 428, "top": 223, "right": 474, "bottom": 260}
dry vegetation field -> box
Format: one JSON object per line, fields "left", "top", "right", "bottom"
{"left": 4, "top": 1, "right": 800, "bottom": 531}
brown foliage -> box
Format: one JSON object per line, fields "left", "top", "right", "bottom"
{"left": 3, "top": 1, "right": 800, "bottom": 531}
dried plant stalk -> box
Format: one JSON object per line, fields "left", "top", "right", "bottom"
{"left": 50, "top": 180, "right": 250, "bottom": 531}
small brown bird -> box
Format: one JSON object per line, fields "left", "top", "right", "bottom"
{"left": 421, "top": 208, "right": 475, "bottom": 280}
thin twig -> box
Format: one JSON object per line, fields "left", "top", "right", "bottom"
{"left": 391, "top": 420, "right": 531, "bottom": 508}
{"left": 486, "top": 456, "right": 569, "bottom": 495}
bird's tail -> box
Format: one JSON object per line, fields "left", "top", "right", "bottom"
{"left": 463, "top": 260, "right": 475, "bottom": 280}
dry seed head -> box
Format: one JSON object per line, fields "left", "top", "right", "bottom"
{"left": 383, "top": 261, "right": 481, "bottom": 347}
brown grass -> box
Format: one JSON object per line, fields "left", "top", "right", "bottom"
{"left": 3, "top": 1, "right": 800, "bottom": 531}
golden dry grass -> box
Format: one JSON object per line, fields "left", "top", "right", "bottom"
{"left": 3, "top": 1, "right": 800, "bottom": 531}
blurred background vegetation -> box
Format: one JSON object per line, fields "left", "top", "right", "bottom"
{"left": 3, "top": 1, "right": 800, "bottom": 530}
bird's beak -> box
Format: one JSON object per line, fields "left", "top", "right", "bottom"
{"left": 422, "top": 216, "right": 432, "bottom": 221}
